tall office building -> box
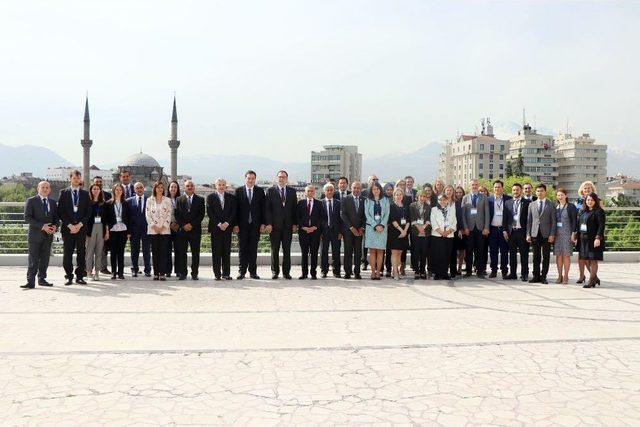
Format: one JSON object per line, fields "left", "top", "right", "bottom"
{"left": 310, "top": 145, "right": 362, "bottom": 189}
{"left": 438, "top": 118, "right": 509, "bottom": 186}
{"left": 506, "top": 114, "right": 558, "bottom": 186}
{"left": 555, "top": 132, "right": 607, "bottom": 199}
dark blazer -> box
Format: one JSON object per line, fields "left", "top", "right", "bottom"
{"left": 126, "top": 195, "right": 148, "bottom": 234}
{"left": 102, "top": 191, "right": 112, "bottom": 202}
{"left": 340, "top": 194, "right": 366, "bottom": 232}
{"left": 175, "top": 194, "right": 206, "bottom": 233}
{"left": 579, "top": 208, "right": 606, "bottom": 250}
{"left": 320, "top": 198, "right": 342, "bottom": 235}
{"left": 207, "top": 192, "right": 237, "bottom": 234}
{"left": 406, "top": 188, "right": 418, "bottom": 202}
{"left": 235, "top": 185, "right": 265, "bottom": 228}
{"left": 103, "top": 200, "right": 130, "bottom": 233}
{"left": 24, "top": 195, "right": 59, "bottom": 242}
{"left": 122, "top": 183, "right": 135, "bottom": 199}
{"left": 265, "top": 185, "right": 298, "bottom": 229}
{"left": 503, "top": 197, "right": 531, "bottom": 234}
{"left": 296, "top": 199, "right": 326, "bottom": 229}
{"left": 488, "top": 195, "right": 513, "bottom": 230}
{"left": 556, "top": 203, "right": 579, "bottom": 235}
{"left": 409, "top": 201, "right": 431, "bottom": 237}
{"left": 86, "top": 202, "right": 108, "bottom": 237}
{"left": 58, "top": 187, "right": 91, "bottom": 229}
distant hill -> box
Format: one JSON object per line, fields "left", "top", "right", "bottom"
{"left": 0, "top": 143, "right": 73, "bottom": 178}
{"left": 362, "top": 142, "right": 442, "bottom": 184}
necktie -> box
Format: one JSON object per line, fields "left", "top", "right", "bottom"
{"left": 538, "top": 201, "right": 543, "bottom": 215}
{"left": 138, "top": 196, "right": 143, "bottom": 213}
{"left": 472, "top": 193, "right": 478, "bottom": 207}
{"left": 220, "top": 194, "right": 224, "bottom": 210}
{"left": 354, "top": 197, "right": 359, "bottom": 213}
{"left": 72, "top": 189, "right": 78, "bottom": 206}
{"left": 42, "top": 198, "right": 48, "bottom": 215}
{"left": 248, "top": 188, "right": 252, "bottom": 203}
{"left": 328, "top": 200, "right": 333, "bottom": 227}
{"left": 307, "top": 199, "right": 311, "bottom": 215}
{"left": 281, "top": 187, "right": 286, "bottom": 205}
{"left": 188, "top": 196, "right": 192, "bottom": 211}
{"left": 248, "top": 188, "right": 253, "bottom": 223}
{"left": 125, "top": 186, "right": 130, "bottom": 198}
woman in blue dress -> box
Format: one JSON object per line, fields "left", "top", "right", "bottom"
{"left": 365, "top": 182, "right": 390, "bottom": 280}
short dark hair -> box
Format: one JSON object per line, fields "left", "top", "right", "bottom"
{"left": 367, "top": 182, "right": 384, "bottom": 200}
{"left": 69, "top": 169, "right": 81, "bottom": 178}
{"left": 277, "top": 170, "right": 288, "bottom": 177}
{"left": 120, "top": 170, "right": 130, "bottom": 176}
{"left": 93, "top": 176, "right": 103, "bottom": 181}
{"left": 493, "top": 180, "right": 504, "bottom": 188}
{"left": 584, "top": 192, "right": 602, "bottom": 211}
{"left": 404, "top": 175, "right": 414, "bottom": 181}
{"left": 423, "top": 183, "right": 433, "bottom": 190}
{"left": 245, "top": 170, "right": 257, "bottom": 178}
{"left": 338, "top": 176, "right": 348, "bottom": 183}
{"left": 536, "top": 184, "right": 547, "bottom": 191}
{"left": 512, "top": 183, "right": 522, "bottom": 189}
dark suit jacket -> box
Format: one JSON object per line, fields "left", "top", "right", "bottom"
{"left": 409, "top": 201, "right": 431, "bottom": 237}
{"left": 24, "top": 195, "right": 59, "bottom": 242}
{"left": 488, "top": 195, "right": 513, "bottom": 230}
{"left": 86, "top": 202, "right": 108, "bottom": 237}
{"left": 340, "top": 194, "right": 366, "bottom": 232}
{"left": 102, "top": 190, "right": 112, "bottom": 202}
{"left": 265, "top": 185, "right": 298, "bottom": 229}
{"left": 103, "top": 200, "right": 130, "bottom": 234}
{"left": 175, "top": 194, "right": 206, "bottom": 233}
{"left": 58, "top": 187, "right": 91, "bottom": 230}
{"left": 126, "top": 195, "right": 148, "bottom": 235}
{"left": 296, "top": 199, "right": 326, "bottom": 230}
{"left": 235, "top": 185, "right": 265, "bottom": 228}
{"left": 207, "top": 192, "right": 237, "bottom": 234}
{"left": 122, "top": 183, "right": 135, "bottom": 199}
{"left": 320, "top": 198, "right": 342, "bottom": 236}
{"left": 321, "top": 190, "right": 351, "bottom": 201}
{"left": 579, "top": 208, "right": 606, "bottom": 250}
{"left": 503, "top": 197, "right": 531, "bottom": 234}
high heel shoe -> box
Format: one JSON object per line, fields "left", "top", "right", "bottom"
{"left": 583, "top": 279, "right": 596, "bottom": 288}
{"left": 576, "top": 276, "right": 586, "bottom": 284}
{"left": 555, "top": 276, "right": 563, "bottom": 284}
{"left": 595, "top": 278, "right": 601, "bottom": 286}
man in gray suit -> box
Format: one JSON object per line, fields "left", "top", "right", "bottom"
{"left": 526, "top": 184, "right": 556, "bottom": 284}
{"left": 341, "top": 181, "right": 366, "bottom": 279}
{"left": 461, "top": 179, "right": 490, "bottom": 277}
{"left": 22, "top": 181, "right": 59, "bottom": 289}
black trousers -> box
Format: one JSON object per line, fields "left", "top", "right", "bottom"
{"left": 432, "top": 237, "right": 453, "bottom": 278}
{"left": 489, "top": 226, "right": 509, "bottom": 273}
{"left": 238, "top": 224, "right": 261, "bottom": 275}
{"left": 211, "top": 230, "right": 232, "bottom": 278}
{"left": 26, "top": 236, "right": 53, "bottom": 284}
{"left": 449, "top": 235, "right": 458, "bottom": 277}
{"left": 130, "top": 232, "right": 151, "bottom": 274}
{"left": 343, "top": 231, "right": 363, "bottom": 276}
{"left": 508, "top": 228, "right": 529, "bottom": 277}
{"left": 270, "top": 226, "right": 292, "bottom": 276}
{"left": 321, "top": 230, "right": 341, "bottom": 274}
{"left": 166, "top": 231, "right": 177, "bottom": 275}
{"left": 299, "top": 230, "right": 320, "bottom": 276}
{"left": 409, "top": 234, "right": 418, "bottom": 271}
{"left": 465, "top": 228, "right": 487, "bottom": 274}
{"left": 385, "top": 247, "right": 392, "bottom": 273}
{"left": 411, "top": 235, "right": 429, "bottom": 274}
{"left": 109, "top": 230, "right": 127, "bottom": 276}
{"left": 62, "top": 227, "right": 87, "bottom": 279}
{"left": 176, "top": 230, "right": 201, "bottom": 277}
{"left": 531, "top": 232, "right": 551, "bottom": 279}
{"left": 150, "top": 234, "right": 169, "bottom": 276}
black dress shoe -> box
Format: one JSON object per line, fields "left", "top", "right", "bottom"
{"left": 502, "top": 273, "right": 509, "bottom": 280}
{"left": 311, "top": 275, "right": 317, "bottom": 280}
{"left": 21, "top": 283, "right": 35, "bottom": 289}
{"left": 144, "top": 272, "right": 152, "bottom": 277}
{"left": 385, "top": 272, "right": 391, "bottom": 278}
{"left": 153, "top": 275, "right": 159, "bottom": 281}
{"left": 506, "top": 274, "right": 517, "bottom": 280}
{"left": 65, "top": 278, "right": 73, "bottom": 286}
{"left": 237, "top": 274, "right": 246, "bottom": 280}
{"left": 191, "top": 275, "right": 199, "bottom": 281}
{"left": 271, "top": 274, "right": 279, "bottom": 280}
{"left": 420, "top": 274, "right": 427, "bottom": 279}
{"left": 178, "top": 275, "right": 186, "bottom": 281}
{"left": 354, "top": 274, "right": 362, "bottom": 280}
{"left": 541, "top": 277, "right": 548, "bottom": 284}
{"left": 343, "top": 274, "right": 351, "bottom": 280}
{"left": 76, "top": 278, "right": 87, "bottom": 285}
{"left": 223, "top": 276, "right": 233, "bottom": 280}
{"left": 166, "top": 273, "right": 172, "bottom": 278}
{"left": 321, "top": 272, "right": 328, "bottom": 279}
{"left": 489, "top": 271, "right": 497, "bottom": 278}
{"left": 132, "top": 271, "right": 138, "bottom": 278}
{"left": 38, "top": 280, "right": 53, "bottom": 287}
{"left": 521, "top": 274, "right": 529, "bottom": 282}
{"left": 464, "top": 272, "right": 472, "bottom": 278}
{"left": 215, "top": 276, "right": 222, "bottom": 281}
{"left": 283, "top": 274, "right": 292, "bottom": 280}
{"left": 159, "top": 276, "right": 166, "bottom": 281}
{"left": 111, "top": 274, "right": 117, "bottom": 280}
{"left": 333, "top": 273, "right": 341, "bottom": 278}
{"left": 100, "top": 268, "right": 111, "bottom": 275}
{"left": 250, "top": 274, "right": 261, "bottom": 280}
{"left": 529, "top": 276, "right": 541, "bottom": 283}
{"left": 298, "top": 275, "right": 308, "bottom": 280}
{"left": 118, "top": 274, "right": 125, "bottom": 280}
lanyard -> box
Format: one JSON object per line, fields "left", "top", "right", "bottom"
{"left": 556, "top": 204, "right": 566, "bottom": 222}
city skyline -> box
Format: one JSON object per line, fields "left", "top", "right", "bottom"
{"left": 1, "top": 0, "right": 638, "bottom": 166}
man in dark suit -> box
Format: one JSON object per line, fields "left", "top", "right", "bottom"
{"left": 119, "top": 170, "right": 135, "bottom": 200}
{"left": 127, "top": 182, "right": 151, "bottom": 277}
{"left": 93, "top": 176, "right": 112, "bottom": 275}
{"left": 264, "top": 170, "right": 298, "bottom": 279}
{"left": 523, "top": 183, "right": 537, "bottom": 202}
{"left": 461, "top": 179, "right": 491, "bottom": 278}
{"left": 297, "top": 185, "right": 325, "bottom": 279}
{"left": 487, "top": 180, "right": 512, "bottom": 279}
{"left": 207, "top": 178, "right": 237, "bottom": 280}
{"left": 234, "top": 170, "right": 265, "bottom": 280}
{"left": 503, "top": 183, "right": 531, "bottom": 281}
{"left": 527, "top": 184, "right": 556, "bottom": 284}
{"left": 58, "top": 169, "right": 91, "bottom": 285}
{"left": 175, "top": 180, "right": 205, "bottom": 280}
{"left": 321, "top": 176, "right": 351, "bottom": 200}
{"left": 340, "top": 181, "right": 365, "bottom": 279}
{"left": 320, "top": 183, "right": 342, "bottom": 278}
{"left": 404, "top": 176, "right": 418, "bottom": 202}
{"left": 22, "top": 181, "right": 59, "bottom": 289}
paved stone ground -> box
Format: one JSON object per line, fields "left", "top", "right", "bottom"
{"left": 1, "top": 264, "right": 639, "bottom": 425}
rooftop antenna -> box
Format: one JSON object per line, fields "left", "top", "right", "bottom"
{"left": 522, "top": 108, "right": 526, "bottom": 127}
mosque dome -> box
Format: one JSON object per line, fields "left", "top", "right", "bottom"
{"left": 122, "top": 152, "right": 161, "bottom": 168}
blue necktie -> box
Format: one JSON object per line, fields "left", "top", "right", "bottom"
{"left": 72, "top": 189, "right": 78, "bottom": 206}
{"left": 42, "top": 198, "right": 48, "bottom": 215}
{"left": 472, "top": 193, "right": 478, "bottom": 207}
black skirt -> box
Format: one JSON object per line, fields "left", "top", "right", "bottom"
{"left": 387, "top": 227, "right": 409, "bottom": 250}
{"left": 578, "top": 233, "right": 603, "bottom": 261}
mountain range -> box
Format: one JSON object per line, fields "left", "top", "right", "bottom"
{"left": 1, "top": 141, "right": 638, "bottom": 185}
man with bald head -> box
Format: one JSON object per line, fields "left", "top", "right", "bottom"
{"left": 175, "top": 180, "right": 206, "bottom": 280}
{"left": 22, "top": 181, "right": 59, "bottom": 289}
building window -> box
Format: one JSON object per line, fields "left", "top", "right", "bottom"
{"left": 480, "top": 144, "right": 484, "bottom": 150}
{"left": 490, "top": 145, "right": 494, "bottom": 151}
{"left": 479, "top": 154, "right": 483, "bottom": 159}
{"left": 479, "top": 163, "right": 484, "bottom": 170}
{"left": 500, "top": 145, "right": 504, "bottom": 152}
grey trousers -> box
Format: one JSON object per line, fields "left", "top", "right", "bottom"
{"left": 86, "top": 226, "right": 105, "bottom": 274}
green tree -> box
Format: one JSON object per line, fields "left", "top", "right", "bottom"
{"left": 505, "top": 161, "right": 513, "bottom": 178}
{"left": 0, "top": 183, "right": 35, "bottom": 202}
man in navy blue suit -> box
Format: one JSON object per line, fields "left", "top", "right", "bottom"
{"left": 320, "top": 183, "right": 342, "bottom": 278}
{"left": 296, "top": 185, "right": 326, "bottom": 280}
{"left": 126, "top": 182, "right": 151, "bottom": 277}
{"left": 487, "top": 180, "right": 512, "bottom": 279}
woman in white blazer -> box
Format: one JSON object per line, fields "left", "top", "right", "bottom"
{"left": 430, "top": 194, "right": 457, "bottom": 280}
{"left": 145, "top": 181, "right": 173, "bottom": 281}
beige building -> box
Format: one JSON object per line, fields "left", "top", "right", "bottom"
{"left": 555, "top": 132, "right": 607, "bottom": 199}
{"left": 438, "top": 118, "right": 508, "bottom": 186}
{"left": 310, "top": 145, "right": 362, "bottom": 189}
{"left": 507, "top": 123, "right": 557, "bottom": 186}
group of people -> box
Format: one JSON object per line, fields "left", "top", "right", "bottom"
{"left": 22, "top": 169, "right": 606, "bottom": 290}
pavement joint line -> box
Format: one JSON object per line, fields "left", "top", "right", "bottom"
{"left": 2, "top": 336, "right": 639, "bottom": 357}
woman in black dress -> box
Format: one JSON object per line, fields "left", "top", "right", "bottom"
{"left": 577, "top": 193, "right": 606, "bottom": 288}
{"left": 165, "top": 180, "right": 181, "bottom": 277}
{"left": 387, "top": 188, "right": 410, "bottom": 280}
{"left": 454, "top": 186, "right": 467, "bottom": 275}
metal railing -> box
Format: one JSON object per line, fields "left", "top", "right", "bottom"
{"left": 1, "top": 201, "right": 639, "bottom": 253}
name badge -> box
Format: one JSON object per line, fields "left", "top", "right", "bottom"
{"left": 580, "top": 223, "right": 587, "bottom": 232}
{"left": 513, "top": 214, "right": 520, "bottom": 222}
{"left": 94, "top": 216, "right": 102, "bottom": 224}
{"left": 470, "top": 208, "right": 478, "bottom": 215}
{"left": 374, "top": 214, "right": 381, "bottom": 221}
{"left": 495, "top": 212, "right": 502, "bottom": 217}
{"left": 400, "top": 218, "right": 407, "bottom": 225}
{"left": 557, "top": 222, "right": 563, "bottom": 228}
{"left": 73, "top": 206, "right": 78, "bottom": 213}
{"left": 416, "top": 219, "right": 424, "bottom": 225}
{"left": 116, "top": 215, "right": 123, "bottom": 224}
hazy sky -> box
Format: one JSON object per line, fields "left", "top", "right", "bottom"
{"left": 1, "top": 0, "right": 638, "bottom": 165}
